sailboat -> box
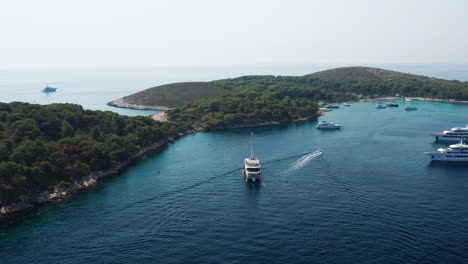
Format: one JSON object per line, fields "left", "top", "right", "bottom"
{"left": 243, "top": 132, "right": 261, "bottom": 182}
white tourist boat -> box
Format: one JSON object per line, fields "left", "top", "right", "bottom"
{"left": 425, "top": 141, "right": 468, "bottom": 162}
{"left": 243, "top": 132, "right": 261, "bottom": 182}
{"left": 432, "top": 125, "right": 468, "bottom": 141}
{"left": 316, "top": 120, "right": 343, "bottom": 129}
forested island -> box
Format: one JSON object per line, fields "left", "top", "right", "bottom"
{"left": 111, "top": 66, "right": 468, "bottom": 111}
{"left": 0, "top": 102, "right": 191, "bottom": 221}
{"left": 3, "top": 66, "right": 468, "bottom": 222}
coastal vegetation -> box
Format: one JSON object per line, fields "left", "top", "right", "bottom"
{"left": 3, "top": 66, "right": 468, "bottom": 217}
{"left": 121, "top": 82, "right": 226, "bottom": 108}
{"left": 167, "top": 82, "right": 352, "bottom": 130}
{"left": 114, "top": 67, "right": 468, "bottom": 109}
{"left": 0, "top": 102, "right": 187, "bottom": 206}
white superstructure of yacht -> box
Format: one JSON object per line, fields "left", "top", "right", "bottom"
{"left": 432, "top": 125, "right": 468, "bottom": 141}
{"left": 243, "top": 132, "right": 261, "bottom": 182}
{"left": 425, "top": 141, "right": 468, "bottom": 162}
{"left": 316, "top": 120, "right": 343, "bottom": 129}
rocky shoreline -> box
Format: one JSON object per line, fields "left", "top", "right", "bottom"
{"left": 108, "top": 98, "right": 173, "bottom": 111}
{"left": 360, "top": 96, "right": 468, "bottom": 104}
{"left": 1, "top": 105, "right": 323, "bottom": 224}
{"left": 0, "top": 128, "right": 202, "bottom": 224}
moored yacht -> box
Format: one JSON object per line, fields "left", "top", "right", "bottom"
{"left": 376, "top": 103, "right": 386, "bottom": 109}
{"left": 405, "top": 105, "right": 417, "bottom": 110}
{"left": 243, "top": 132, "right": 261, "bottom": 182}
{"left": 425, "top": 141, "right": 468, "bottom": 162}
{"left": 432, "top": 125, "right": 468, "bottom": 141}
{"left": 316, "top": 120, "right": 343, "bottom": 129}
{"left": 385, "top": 102, "right": 399, "bottom": 107}
{"left": 325, "top": 104, "right": 340, "bottom": 109}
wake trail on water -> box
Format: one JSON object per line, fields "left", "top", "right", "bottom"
{"left": 128, "top": 150, "right": 326, "bottom": 209}
{"left": 287, "top": 149, "right": 322, "bottom": 171}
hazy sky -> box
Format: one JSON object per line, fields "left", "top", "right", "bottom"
{"left": 1, "top": 0, "right": 467, "bottom": 69}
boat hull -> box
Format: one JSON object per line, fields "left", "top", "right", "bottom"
{"left": 433, "top": 134, "right": 468, "bottom": 142}
{"left": 243, "top": 168, "right": 261, "bottom": 182}
{"left": 425, "top": 152, "right": 468, "bottom": 162}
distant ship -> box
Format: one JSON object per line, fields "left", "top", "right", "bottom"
{"left": 385, "top": 102, "right": 399, "bottom": 107}
{"left": 342, "top": 103, "right": 351, "bottom": 106}
{"left": 425, "top": 141, "right": 468, "bottom": 162}
{"left": 316, "top": 120, "right": 343, "bottom": 129}
{"left": 42, "top": 86, "right": 57, "bottom": 93}
{"left": 243, "top": 132, "right": 261, "bottom": 182}
{"left": 432, "top": 125, "right": 468, "bottom": 142}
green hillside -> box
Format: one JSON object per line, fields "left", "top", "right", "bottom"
{"left": 117, "top": 67, "right": 468, "bottom": 109}
{"left": 122, "top": 82, "right": 227, "bottom": 108}
{"left": 308, "top": 66, "right": 435, "bottom": 81}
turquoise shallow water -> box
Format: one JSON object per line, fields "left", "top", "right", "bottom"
{"left": 1, "top": 99, "right": 467, "bottom": 263}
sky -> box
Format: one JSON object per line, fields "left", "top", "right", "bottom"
{"left": 1, "top": 0, "right": 467, "bottom": 69}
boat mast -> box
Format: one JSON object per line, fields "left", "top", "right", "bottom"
{"left": 250, "top": 131, "right": 254, "bottom": 159}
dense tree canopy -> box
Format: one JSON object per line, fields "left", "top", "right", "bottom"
{"left": 0, "top": 102, "right": 187, "bottom": 204}
{"left": 213, "top": 74, "right": 468, "bottom": 100}
{"left": 168, "top": 81, "right": 353, "bottom": 130}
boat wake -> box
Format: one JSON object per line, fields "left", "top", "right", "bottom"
{"left": 287, "top": 149, "right": 322, "bottom": 171}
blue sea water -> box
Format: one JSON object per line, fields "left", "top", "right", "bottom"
{"left": 1, "top": 65, "right": 468, "bottom": 263}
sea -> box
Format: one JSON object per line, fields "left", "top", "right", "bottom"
{"left": 0, "top": 64, "right": 467, "bottom": 263}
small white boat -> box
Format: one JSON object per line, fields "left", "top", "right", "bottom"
{"left": 425, "top": 141, "right": 468, "bottom": 162}
{"left": 316, "top": 120, "right": 343, "bottom": 129}
{"left": 376, "top": 104, "right": 386, "bottom": 109}
{"left": 342, "top": 103, "right": 351, "bottom": 107}
{"left": 405, "top": 98, "right": 412, "bottom": 102}
{"left": 325, "top": 104, "right": 340, "bottom": 109}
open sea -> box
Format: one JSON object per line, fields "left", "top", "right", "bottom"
{"left": 0, "top": 64, "right": 467, "bottom": 263}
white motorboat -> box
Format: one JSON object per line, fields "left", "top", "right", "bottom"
{"left": 316, "top": 120, "right": 343, "bottom": 129}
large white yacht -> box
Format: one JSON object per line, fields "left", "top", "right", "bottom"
{"left": 316, "top": 120, "right": 343, "bottom": 129}
{"left": 432, "top": 125, "right": 468, "bottom": 141}
{"left": 243, "top": 132, "right": 261, "bottom": 182}
{"left": 425, "top": 141, "right": 468, "bottom": 162}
